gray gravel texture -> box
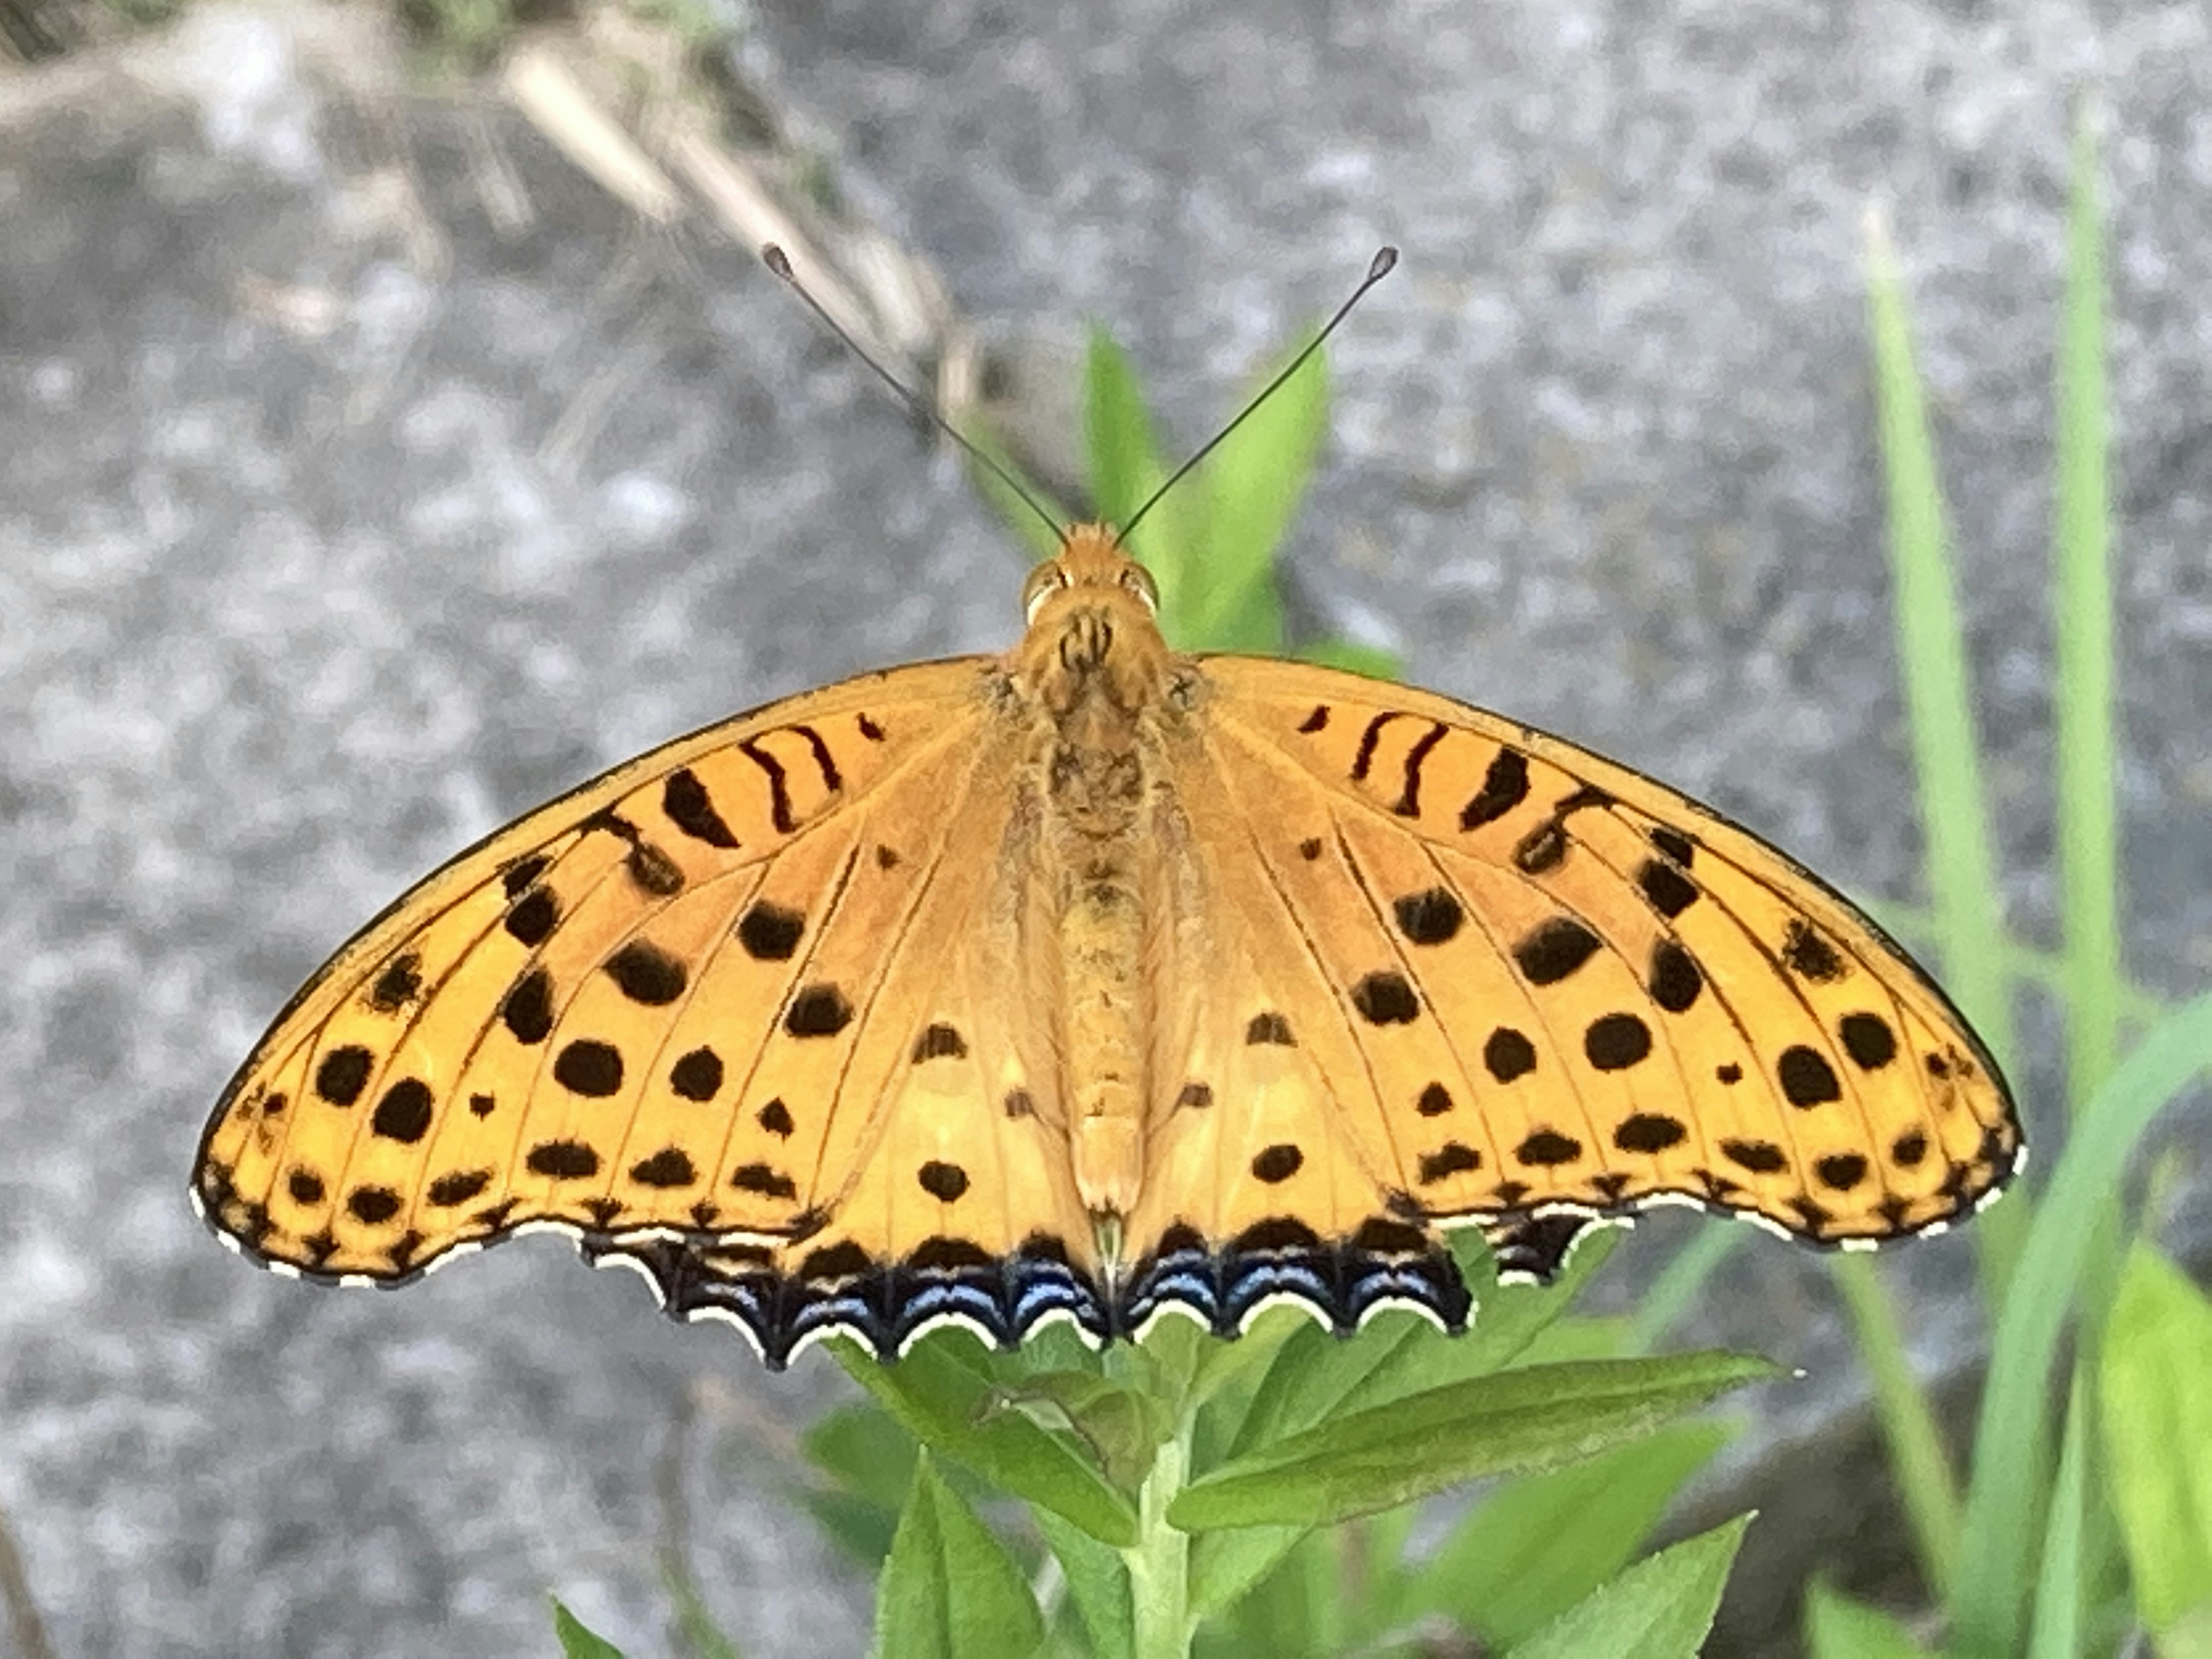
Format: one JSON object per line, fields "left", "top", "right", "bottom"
{"left": 2, "top": 1, "right": 2208, "bottom": 1654}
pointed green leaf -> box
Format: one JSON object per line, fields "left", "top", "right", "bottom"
{"left": 1803, "top": 1580, "right": 1937, "bottom": 1658}
{"left": 551, "top": 1600, "right": 627, "bottom": 1659}
{"left": 1222, "top": 1233, "right": 1613, "bottom": 1467}
{"left": 1194, "top": 346, "right": 1327, "bottom": 645}
{"left": 872, "top": 1455, "right": 1046, "bottom": 1659}
{"left": 2099, "top": 1245, "right": 2212, "bottom": 1633}
{"left": 1171, "top": 1353, "right": 1773, "bottom": 1532}
{"left": 1402, "top": 1421, "right": 1732, "bottom": 1646}
{"left": 1034, "top": 1506, "right": 1134, "bottom": 1659}
{"left": 1509, "top": 1514, "right": 1751, "bottom": 1659}
{"left": 835, "top": 1334, "right": 1140, "bottom": 1547}
{"left": 1085, "top": 327, "right": 1166, "bottom": 532}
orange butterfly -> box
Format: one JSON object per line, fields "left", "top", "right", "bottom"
{"left": 193, "top": 259, "right": 2020, "bottom": 1370}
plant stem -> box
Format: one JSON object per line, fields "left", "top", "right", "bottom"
{"left": 1124, "top": 1429, "right": 1194, "bottom": 1659}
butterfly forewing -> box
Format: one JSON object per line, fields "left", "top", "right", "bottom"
{"left": 1185, "top": 657, "right": 2019, "bottom": 1257}
{"left": 195, "top": 661, "right": 1035, "bottom": 1283}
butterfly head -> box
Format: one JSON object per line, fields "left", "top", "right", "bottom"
{"left": 1013, "top": 524, "right": 1173, "bottom": 714}
{"left": 1020, "top": 523, "right": 1160, "bottom": 623}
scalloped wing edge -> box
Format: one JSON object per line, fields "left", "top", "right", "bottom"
{"left": 191, "top": 1124, "right": 2021, "bottom": 1369}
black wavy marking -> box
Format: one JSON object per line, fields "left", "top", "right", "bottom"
{"left": 581, "top": 1216, "right": 1473, "bottom": 1369}
{"left": 1116, "top": 1217, "right": 1472, "bottom": 1342}
{"left": 583, "top": 1232, "right": 1111, "bottom": 1369}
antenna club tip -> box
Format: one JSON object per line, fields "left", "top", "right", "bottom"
{"left": 762, "top": 244, "right": 794, "bottom": 279}
{"left": 1369, "top": 246, "right": 1400, "bottom": 281}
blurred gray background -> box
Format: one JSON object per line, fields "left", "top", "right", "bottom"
{"left": 2, "top": 1, "right": 2208, "bottom": 1654}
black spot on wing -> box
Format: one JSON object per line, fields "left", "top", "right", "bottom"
{"left": 554, "top": 1040, "right": 624, "bottom": 1097}
{"left": 368, "top": 953, "right": 422, "bottom": 1012}
{"left": 605, "top": 940, "right": 687, "bottom": 1006}
{"left": 662, "top": 768, "right": 740, "bottom": 849}
{"left": 737, "top": 901, "right": 805, "bottom": 961}
{"left": 1782, "top": 919, "right": 1848, "bottom": 983}
{"left": 785, "top": 984, "right": 853, "bottom": 1038}
{"left": 1351, "top": 971, "right": 1421, "bottom": 1025}
{"left": 1778, "top": 1045, "right": 1842, "bottom": 1108}
{"left": 1460, "top": 747, "right": 1530, "bottom": 830}
{"left": 1514, "top": 917, "right": 1602, "bottom": 985}
{"left": 669, "top": 1047, "right": 723, "bottom": 1101}
{"left": 314, "top": 1046, "right": 373, "bottom": 1107}
{"left": 505, "top": 886, "right": 558, "bottom": 946}
{"left": 370, "top": 1078, "right": 435, "bottom": 1144}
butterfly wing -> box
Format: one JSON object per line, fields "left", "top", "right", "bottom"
{"left": 1117, "top": 655, "right": 2022, "bottom": 1328}
{"left": 193, "top": 659, "right": 1104, "bottom": 1366}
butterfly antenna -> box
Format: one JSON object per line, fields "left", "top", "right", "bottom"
{"left": 761, "top": 244, "right": 1067, "bottom": 546}
{"left": 1120, "top": 245, "right": 1398, "bottom": 544}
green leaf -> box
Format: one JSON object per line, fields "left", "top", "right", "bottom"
{"left": 1508, "top": 1513, "right": 1751, "bottom": 1659}
{"left": 1225, "top": 1231, "right": 1612, "bottom": 1465}
{"left": 1085, "top": 326, "right": 1168, "bottom": 532}
{"left": 1862, "top": 202, "right": 2028, "bottom": 1308}
{"left": 796, "top": 1403, "right": 916, "bottom": 1565}
{"left": 835, "top": 1332, "right": 1141, "bottom": 1547}
{"left": 980, "top": 1370, "right": 1175, "bottom": 1495}
{"left": 1401, "top": 1420, "right": 1733, "bottom": 1647}
{"left": 872, "top": 1455, "right": 1046, "bottom": 1659}
{"left": 551, "top": 1599, "right": 627, "bottom": 1659}
{"left": 2160, "top": 1600, "right": 2212, "bottom": 1659}
{"left": 1186, "top": 1523, "right": 1312, "bottom": 1625}
{"left": 1802, "top": 1580, "right": 1937, "bottom": 1658}
{"left": 1170, "top": 1352, "right": 1774, "bottom": 1533}
{"left": 2099, "top": 1245, "right": 2212, "bottom": 1633}
{"left": 1190, "top": 345, "right": 1327, "bottom": 652}
{"left": 1953, "top": 989, "right": 2212, "bottom": 1656}
{"left": 1083, "top": 329, "right": 1203, "bottom": 640}
{"left": 1035, "top": 1505, "right": 1134, "bottom": 1659}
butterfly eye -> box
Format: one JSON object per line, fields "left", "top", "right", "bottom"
{"left": 1022, "top": 562, "right": 1071, "bottom": 622}
{"left": 1119, "top": 562, "right": 1160, "bottom": 613}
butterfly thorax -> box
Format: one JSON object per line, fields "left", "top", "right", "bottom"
{"left": 1007, "top": 527, "right": 1188, "bottom": 1227}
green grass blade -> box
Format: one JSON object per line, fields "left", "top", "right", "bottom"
{"left": 1628, "top": 1225, "right": 1744, "bottom": 1351}
{"left": 2025, "top": 1369, "right": 2090, "bottom": 1659}
{"left": 2052, "top": 101, "right": 2122, "bottom": 1118}
{"left": 1862, "top": 204, "right": 2028, "bottom": 1295}
{"left": 1952, "top": 989, "right": 2212, "bottom": 1656}
{"left": 1831, "top": 1255, "right": 1961, "bottom": 1597}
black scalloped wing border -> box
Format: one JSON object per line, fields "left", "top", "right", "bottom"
{"left": 581, "top": 1216, "right": 1479, "bottom": 1370}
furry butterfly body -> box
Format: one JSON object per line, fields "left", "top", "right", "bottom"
{"left": 194, "top": 525, "right": 2020, "bottom": 1368}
